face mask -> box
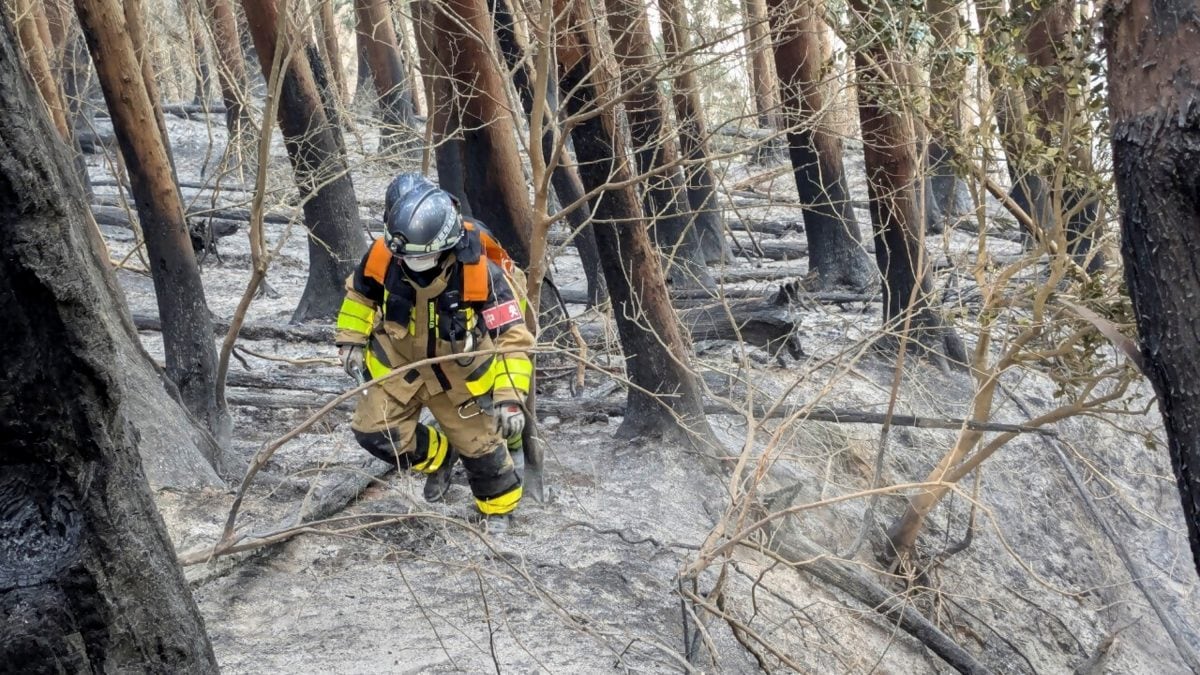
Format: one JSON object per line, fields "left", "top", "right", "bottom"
{"left": 403, "top": 253, "right": 439, "bottom": 272}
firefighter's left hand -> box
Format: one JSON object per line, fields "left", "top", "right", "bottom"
{"left": 495, "top": 403, "right": 525, "bottom": 438}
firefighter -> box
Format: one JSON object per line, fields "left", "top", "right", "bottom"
{"left": 335, "top": 174, "right": 534, "bottom": 530}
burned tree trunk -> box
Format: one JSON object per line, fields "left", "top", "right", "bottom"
{"left": 0, "top": 18, "right": 218, "bottom": 667}
{"left": 431, "top": 0, "right": 534, "bottom": 264}
{"left": 242, "top": 0, "right": 367, "bottom": 322}
{"left": 411, "top": 0, "right": 470, "bottom": 210}
{"left": 555, "top": 0, "right": 710, "bottom": 439}
{"left": 354, "top": 0, "right": 416, "bottom": 154}
{"left": 743, "top": 0, "right": 786, "bottom": 162}
{"left": 848, "top": 0, "right": 964, "bottom": 362}
{"left": 200, "top": 0, "right": 251, "bottom": 138}
{"left": 767, "top": 0, "right": 874, "bottom": 290}
{"left": 604, "top": 0, "right": 713, "bottom": 289}
{"left": 489, "top": 0, "right": 606, "bottom": 305}
{"left": 659, "top": 0, "right": 727, "bottom": 264}
{"left": 1105, "top": 0, "right": 1200, "bottom": 577}
{"left": 1023, "top": 0, "right": 1104, "bottom": 272}
{"left": 75, "top": 0, "right": 231, "bottom": 442}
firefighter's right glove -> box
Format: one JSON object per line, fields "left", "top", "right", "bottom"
{"left": 339, "top": 344, "right": 364, "bottom": 381}
{"left": 495, "top": 403, "right": 525, "bottom": 438}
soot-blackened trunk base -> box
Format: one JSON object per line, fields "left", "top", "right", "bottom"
{"left": 0, "top": 19, "right": 217, "bottom": 665}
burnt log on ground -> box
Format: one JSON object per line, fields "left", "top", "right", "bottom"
{"left": 556, "top": 285, "right": 873, "bottom": 308}
{"left": 226, "top": 387, "right": 1053, "bottom": 436}
{"left": 92, "top": 205, "right": 242, "bottom": 251}
{"left": 132, "top": 313, "right": 334, "bottom": 343}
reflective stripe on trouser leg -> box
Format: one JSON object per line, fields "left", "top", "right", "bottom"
{"left": 410, "top": 424, "right": 451, "bottom": 473}
{"left": 353, "top": 424, "right": 448, "bottom": 474}
{"left": 461, "top": 444, "right": 522, "bottom": 515}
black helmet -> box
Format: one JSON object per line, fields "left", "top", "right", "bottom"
{"left": 382, "top": 173, "right": 464, "bottom": 256}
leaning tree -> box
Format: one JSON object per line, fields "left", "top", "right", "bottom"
{"left": 0, "top": 13, "right": 218, "bottom": 668}
{"left": 75, "top": 0, "right": 231, "bottom": 443}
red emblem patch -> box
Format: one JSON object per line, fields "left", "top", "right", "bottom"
{"left": 483, "top": 300, "right": 522, "bottom": 330}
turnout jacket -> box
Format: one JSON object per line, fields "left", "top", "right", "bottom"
{"left": 335, "top": 228, "right": 535, "bottom": 407}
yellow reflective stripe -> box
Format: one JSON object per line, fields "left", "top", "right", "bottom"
{"left": 463, "top": 355, "right": 533, "bottom": 397}
{"left": 363, "top": 348, "right": 390, "bottom": 380}
{"left": 493, "top": 357, "right": 533, "bottom": 394}
{"left": 412, "top": 427, "right": 449, "bottom": 473}
{"left": 476, "top": 485, "right": 522, "bottom": 515}
{"left": 337, "top": 298, "right": 375, "bottom": 335}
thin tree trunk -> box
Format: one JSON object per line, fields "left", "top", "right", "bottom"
{"left": 183, "top": 0, "right": 213, "bottom": 106}
{"left": 976, "top": 0, "right": 1045, "bottom": 239}
{"left": 924, "top": 0, "right": 971, "bottom": 233}
{"left": 743, "top": 0, "right": 785, "bottom": 163}
{"left": 767, "top": 0, "right": 874, "bottom": 290}
{"left": 39, "top": 0, "right": 92, "bottom": 197}
{"left": 555, "top": 0, "right": 710, "bottom": 439}
{"left": 659, "top": 0, "right": 727, "bottom": 264}
{"left": 200, "top": 0, "right": 251, "bottom": 138}
{"left": 75, "top": 0, "right": 231, "bottom": 443}
{"left": 13, "top": 0, "right": 70, "bottom": 138}
{"left": 316, "top": 0, "right": 346, "bottom": 104}
{"left": 1105, "top": 0, "right": 1200, "bottom": 578}
{"left": 848, "top": 0, "right": 964, "bottom": 363}
{"left": 391, "top": 0, "right": 420, "bottom": 116}
{"left": 242, "top": 0, "right": 367, "bottom": 322}
{"left": 430, "top": 0, "right": 533, "bottom": 264}
{"left": 604, "top": 0, "right": 713, "bottom": 289}
{"left": 354, "top": 0, "right": 416, "bottom": 154}
{"left": 411, "top": 0, "right": 470, "bottom": 211}
{"left": 1023, "top": 0, "right": 1104, "bottom": 272}
{"left": 489, "top": 0, "right": 606, "bottom": 304}
{"left": 0, "top": 16, "right": 218, "bottom": 665}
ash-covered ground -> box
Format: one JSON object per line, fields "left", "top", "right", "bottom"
{"left": 95, "top": 110, "right": 1200, "bottom": 673}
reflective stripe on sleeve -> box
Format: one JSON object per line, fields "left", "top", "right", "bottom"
{"left": 337, "top": 297, "right": 375, "bottom": 336}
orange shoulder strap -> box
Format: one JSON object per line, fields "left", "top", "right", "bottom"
{"left": 363, "top": 238, "right": 391, "bottom": 284}
{"left": 463, "top": 259, "right": 489, "bottom": 302}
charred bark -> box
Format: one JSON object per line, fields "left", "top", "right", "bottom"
{"left": 848, "top": 0, "right": 964, "bottom": 363}
{"left": 354, "top": 0, "right": 417, "bottom": 154}
{"left": 431, "top": 0, "right": 534, "bottom": 264}
{"left": 0, "top": 18, "right": 219, "bottom": 668}
{"left": 604, "top": 0, "right": 713, "bottom": 289}
{"left": 243, "top": 0, "right": 367, "bottom": 322}
{"left": 555, "top": 0, "right": 710, "bottom": 440}
{"left": 767, "top": 0, "right": 874, "bottom": 290}
{"left": 75, "top": 0, "right": 231, "bottom": 442}
{"left": 1105, "top": 0, "right": 1200, "bottom": 577}
{"left": 489, "top": 0, "right": 606, "bottom": 304}
{"left": 659, "top": 0, "right": 727, "bottom": 264}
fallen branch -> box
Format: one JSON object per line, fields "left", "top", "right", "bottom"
{"left": 132, "top": 312, "right": 333, "bottom": 343}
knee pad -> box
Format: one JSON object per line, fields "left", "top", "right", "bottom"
{"left": 461, "top": 444, "right": 522, "bottom": 515}
{"left": 353, "top": 425, "right": 449, "bottom": 473}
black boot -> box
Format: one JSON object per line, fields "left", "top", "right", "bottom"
{"left": 423, "top": 446, "right": 459, "bottom": 502}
